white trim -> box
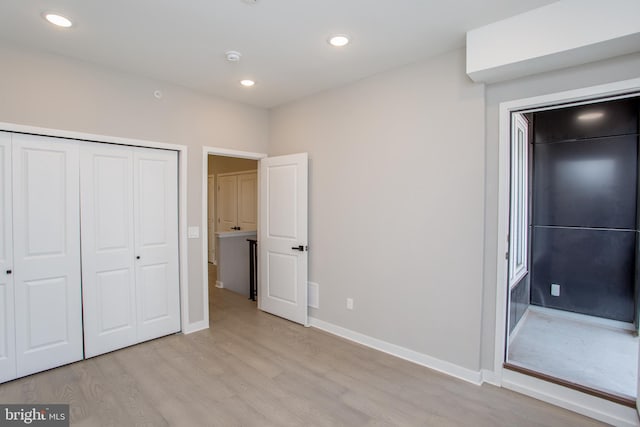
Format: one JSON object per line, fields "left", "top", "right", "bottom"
{"left": 508, "top": 113, "right": 529, "bottom": 289}
{"left": 183, "top": 319, "right": 209, "bottom": 334}
{"left": 502, "top": 370, "right": 639, "bottom": 427}
{"left": 0, "top": 122, "right": 182, "bottom": 151}
{"left": 495, "top": 78, "right": 640, "bottom": 415}
{"left": 201, "top": 146, "right": 267, "bottom": 331}
{"left": 0, "top": 121, "right": 195, "bottom": 336}
{"left": 481, "top": 369, "right": 500, "bottom": 386}
{"left": 215, "top": 281, "right": 224, "bottom": 289}
{"left": 309, "top": 316, "right": 483, "bottom": 385}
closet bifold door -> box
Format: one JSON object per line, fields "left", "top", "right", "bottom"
{"left": 80, "top": 143, "right": 137, "bottom": 358}
{"left": 133, "top": 148, "right": 180, "bottom": 341}
{"left": 11, "top": 134, "right": 83, "bottom": 377}
{"left": 0, "top": 132, "right": 16, "bottom": 383}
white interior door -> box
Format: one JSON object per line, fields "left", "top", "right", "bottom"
{"left": 12, "top": 134, "right": 83, "bottom": 377}
{"left": 134, "top": 148, "right": 180, "bottom": 341}
{"left": 238, "top": 172, "right": 257, "bottom": 231}
{"left": 0, "top": 132, "right": 16, "bottom": 383}
{"left": 259, "top": 153, "right": 308, "bottom": 326}
{"left": 217, "top": 175, "right": 237, "bottom": 231}
{"left": 207, "top": 175, "right": 216, "bottom": 263}
{"left": 80, "top": 143, "right": 137, "bottom": 358}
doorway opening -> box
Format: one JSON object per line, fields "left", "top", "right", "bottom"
{"left": 504, "top": 94, "right": 640, "bottom": 404}
{"left": 207, "top": 154, "right": 258, "bottom": 300}
{"left": 201, "top": 147, "right": 310, "bottom": 329}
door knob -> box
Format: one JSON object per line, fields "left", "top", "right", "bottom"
{"left": 6, "top": 269, "right": 11, "bottom": 275}
{"left": 291, "top": 245, "right": 307, "bottom": 251}
{"left": 136, "top": 256, "right": 141, "bottom": 260}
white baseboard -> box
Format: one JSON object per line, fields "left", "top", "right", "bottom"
{"left": 502, "top": 369, "right": 639, "bottom": 427}
{"left": 215, "top": 281, "right": 224, "bottom": 288}
{"left": 182, "top": 319, "right": 209, "bottom": 334}
{"left": 481, "top": 369, "right": 500, "bottom": 386}
{"left": 309, "top": 316, "right": 482, "bottom": 385}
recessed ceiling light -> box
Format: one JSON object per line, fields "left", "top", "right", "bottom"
{"left": 240, "top": 79, "right": 255, "bottom": 87}
{"left": 43, "top": 13, "right": 73, "bottom": 28}
{"left": 577, "top": 111, "right": 605, "bottom": 121}
{"left": 328, "top": 35, "right": 350, "bottom": 47}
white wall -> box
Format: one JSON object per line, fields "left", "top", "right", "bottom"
{"left": 269, "top": 48, "right": 486, "bottom": 371}
{"left": 467, "top": 0, "right": 640, "bottom": 83}
{"left": 0, "top": 42, "right": 269, "bottom": 326}
{"left": 481, "top": 51, "right": 640, "bottom": 369}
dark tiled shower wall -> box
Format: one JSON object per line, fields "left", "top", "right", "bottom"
{"left": 530, "top": 97, "right": 639, "bottom": 322}
{"left": 531, "top": 227, "right": 635, "bottom": 321}
{"left": 509, "top": 274, "right": 530, "bottom": 334}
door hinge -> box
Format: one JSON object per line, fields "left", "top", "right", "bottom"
{"left": 505, "top": 252, "right": 509, "bottom": 260}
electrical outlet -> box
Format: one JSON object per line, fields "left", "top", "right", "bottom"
{"left": 346, "top": 298, "right": 354, "bottom": 310}
{"left": 551, "top": 283, "right": 560, "bottom": 297}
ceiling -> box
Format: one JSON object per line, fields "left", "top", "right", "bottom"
{"left": 0, "top": 0, "right": 557, "bottom": 108}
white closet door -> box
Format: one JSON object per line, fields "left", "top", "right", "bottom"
{"left": 0, "top": 132, "right": 16, "bottom": 383}
{"left": 237, "top": 172, "right": 257, "bottom": 231}
{"left": 217, "top": 175, "right": 237, "bottom": 231}
{"left": 133, "top": 148, "right": 180, "bottom": 341}
{"left": 80, "top": 143, "right": 137, "bottom": 358}
{"left": 12, "top": 134, "right": 83, "bottom": 377}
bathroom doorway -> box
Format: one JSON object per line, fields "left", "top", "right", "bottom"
{"left": 505, "top": 95, "right": 640, "bottom": 403}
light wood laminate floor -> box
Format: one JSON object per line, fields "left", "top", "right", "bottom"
{"left": 0, "top": 282, "right": 606, "bottom": 426}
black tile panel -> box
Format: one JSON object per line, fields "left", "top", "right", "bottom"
{"left": 530, "top": 226, "right": 635, "bottom": 322}
{"left": 509, "top": 274, "right": 530, "bottom": 334}
{"left": 533, "top": 97, "right": 638, "bottom": 144}
{"left": 532, "top": 135, "right": 637, "bottom": 229}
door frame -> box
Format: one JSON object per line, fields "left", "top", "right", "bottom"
{"left": 201, "top": 146, "right": 267, "bottom": 320}
{"left": 494, "top": 77, "right": 640, "bottom": 425}
{"left": 0, "top": 122, "right": 195, "bottom": 333}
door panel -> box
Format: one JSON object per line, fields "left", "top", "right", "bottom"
{"left": 267, "top": 166, "right": 297, "bottom": 238}
{"left": 80, "top": 144, "right": 137, "bottom": 357}
{"left": 25, "top": 277, "right": 69, "bottom": 348}
{"left": 217, "top": 175, "right": 237, "bottom": 231}
{"left": 0, "top": 132, "right": 16, "bottom": 383}
{"left": 259, "top": 153, "right": 308, "bottom": 325}
{"left": 134, "top": 148, "right": 180, "bottom": 341}
{"left": 139, "top": 263, "right": 170, "bottom": 321}
{"left": 267, "top": 252, "right": 298, "bottom": 303}
{"left": 238, "top": 172, "right": 257, "bottom": 231}
{"left": 12, "top": 134, "right": 82, "bottom": 377}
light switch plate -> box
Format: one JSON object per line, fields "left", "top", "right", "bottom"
{"left": 188, "top": 226, "right": 200, "bottom": 239}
